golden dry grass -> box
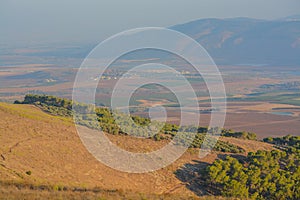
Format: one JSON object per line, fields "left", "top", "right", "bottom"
{"left": 0, "top": 102, "right": 273, "bottom": 199}
{"left": 0, "top": 103, "right": 199, "bottom": 198}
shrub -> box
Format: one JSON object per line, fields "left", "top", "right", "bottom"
{"left": 25, "top": 171, "right": 32, "bottom": 175}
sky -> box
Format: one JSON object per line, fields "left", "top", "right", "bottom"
{"left": 1, "top": 0, "right": 300, "bottom": 45}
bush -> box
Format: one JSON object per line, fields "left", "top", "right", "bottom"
{"left": 25, "top": 171, "right": 32, "bottom": 175}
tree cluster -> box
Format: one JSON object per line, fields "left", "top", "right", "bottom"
{"left": 206, "top": 148, "right": 300, "bottom": 199}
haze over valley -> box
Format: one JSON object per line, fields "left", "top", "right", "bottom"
{"left": 0, "top": 1, "right": 300, "bottom": 199}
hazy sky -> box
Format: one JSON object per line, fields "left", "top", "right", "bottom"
{"left": 1, "top": 0, "right": 300, "bottom": 45}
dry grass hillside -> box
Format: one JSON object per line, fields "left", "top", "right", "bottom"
{"left": 0, "top": 102, "right": 273, "bottom": 199}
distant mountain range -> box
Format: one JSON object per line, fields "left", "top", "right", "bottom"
{"left": 171, "top": 16, "right": 300, "bottom": 66}
{"left": 3, "top": 16, "right": 299, "bottom": 68}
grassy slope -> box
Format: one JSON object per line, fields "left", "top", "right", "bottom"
{"left": 0, "top": 103, "right": 273, "bottom": 199}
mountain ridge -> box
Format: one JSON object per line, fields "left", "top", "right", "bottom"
{"left": 170, "top": 16, "right": 300, "bottom": 66}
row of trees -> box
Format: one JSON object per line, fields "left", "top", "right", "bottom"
{"left": 264, "top": 135, "right": 300, "bottom": 150}
{"left": 15, "top": 94, "right": 73, "bottom": 116}
{"left": 15, "top": 94, "right": 251, "bottom": 153}
{"left": 190, "top": 134, "right": 244, "bottom": 153}
{"left": 222, "top": 129, "right": 257, "bottom": 140}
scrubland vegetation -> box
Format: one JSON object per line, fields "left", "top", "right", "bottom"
{"left": 15, "top": 94, "right": 249, "bottom": 153}
{"left": 10, "top": 94, "right": 299, "bottom": 199}
{"left": 202, "top": 136, "right": 300, "bottom": 199}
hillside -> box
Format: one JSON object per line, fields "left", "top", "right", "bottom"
{"left": 0, "top": 101, "right": 275, "bottom": 199}
{"left": 171, "top": 17, "right": 300, "bottom": 66}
